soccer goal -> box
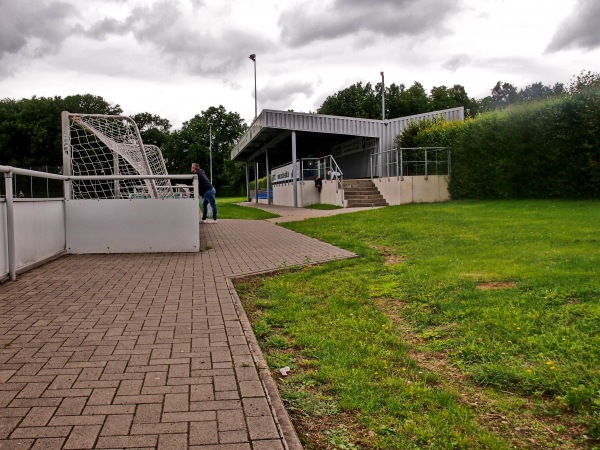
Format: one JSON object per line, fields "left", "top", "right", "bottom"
{"left": 61, "top": 112, "right": 174, "bottom": 199}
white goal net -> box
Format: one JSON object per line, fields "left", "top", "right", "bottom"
{"left": 61, "top": 112, "right": 174, "bottom": 199}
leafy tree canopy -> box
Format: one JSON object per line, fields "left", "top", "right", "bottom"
{"left": 317, "top": 82, "right": 379, "bottom": 118}
{"left": 0, "top": 94, "right": 122, "bottom": 167}
{"left": 130, "top": 112, "right": 172, "bottom": 148}
{"left": 161, "top": 105, "right": 247, "bottom": 188}
{"left": 317, "top": 81, "right": 477, "bottom": 119}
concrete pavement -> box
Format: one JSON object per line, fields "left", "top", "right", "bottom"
{"left": 237, "top": 201, "right": 383, "bottom": 223}
{"left": 0, "top": 216, "right": 356, "bottom": 449}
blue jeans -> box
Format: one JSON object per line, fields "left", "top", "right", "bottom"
{"left": 202, "top": 187, "right": 217, "bottom": 220}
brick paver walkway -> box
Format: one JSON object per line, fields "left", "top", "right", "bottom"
{"left": 0, "top": 219, "right": 355, "bottom": 449}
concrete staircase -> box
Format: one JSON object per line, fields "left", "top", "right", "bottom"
{"left": 343, "top": 179, "right": 388, "bottom": 207}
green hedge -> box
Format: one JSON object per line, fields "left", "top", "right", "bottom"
{"left": 398, "top": 89, "right": 600, "bottom": 199}
{"left": 217, "top": 184, "right": 245, "bottom": 197}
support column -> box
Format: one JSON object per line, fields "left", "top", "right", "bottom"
{"left": 255, "top": 160, "right": 259, "bottom": 204}
{"left": 245, "top": 162, "right": 250, "bottom": 201}
{"left": 4, "top": 172, "right": 16, "bottom": 281}
{"left": 292, "top": 131, "right": 297, "bottom": 208}
{"left": 265, "top": 148, "right": 271, "bottom": 205}
{"left": 61, "top": 111, "right": 72, "bottom": 200}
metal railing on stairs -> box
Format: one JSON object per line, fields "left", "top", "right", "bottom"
{"left": 301, "top": 155, "right": 343, "bottom": 192}
{"left": 370, "top": 147, "right": 450, "bottom": 180}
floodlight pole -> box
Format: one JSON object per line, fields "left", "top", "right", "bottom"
{"left": 249, "top": 54, "right": 257, "bottom": 120}
{"left": 381, "top": 71, "right": 385, "bottom": 120}
{"left": 209, "top": 124, "right": 213, "bottom": 183}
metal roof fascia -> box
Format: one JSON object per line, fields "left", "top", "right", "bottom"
{"left": 231, "top": 114, "right": 266, "bottom": 160}
{"left": 261, "top": 110, "right": 381, "bottom": 136}
{"left": 231, "top": 107, "right": 464, "bottom": 160}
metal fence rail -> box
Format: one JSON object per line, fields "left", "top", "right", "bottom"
{"left": 0, "top": 166, "right": 63, "bottom": 199}
{"left": 370, "top": 147, "right": 450, "bottom": 180}
{"left": 301, "top": 155, "right": 343, "bottom": 191}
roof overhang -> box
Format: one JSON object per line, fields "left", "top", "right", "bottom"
{"left": 231, "top": 110, "right": 384, "bottom": 162}
{"left": 231, "top": 107, "right": 465, "bottom": 163}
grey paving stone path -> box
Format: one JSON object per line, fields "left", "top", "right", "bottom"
{"left": 237, "top": 202, "right": 383, "bottom": 223}
{"left": 0, "top": 218, "right": 356, "bottom": 449}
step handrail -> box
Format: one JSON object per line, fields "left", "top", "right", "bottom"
{"left": 301, "top": 156, "right": 343, "bottom": 191}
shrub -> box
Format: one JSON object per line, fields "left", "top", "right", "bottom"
{"left": 398, "top": 89, "right": 600, "bottom": 199}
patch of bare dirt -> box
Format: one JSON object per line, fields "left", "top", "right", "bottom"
{"left": 289, "top": 408, "right": 372, "bottom": 450}
{"left": 370, "top": 245, "right": 408, "bottom": 266}
{"left": 476, "top": 281, "right": 517, "bottom": 290}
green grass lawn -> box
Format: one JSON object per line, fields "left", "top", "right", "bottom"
{"left": 214, "top": 196, "right": 279, "bottom": 220}
{"left": 234, "top": 200, "right": 600, "bottom": 449}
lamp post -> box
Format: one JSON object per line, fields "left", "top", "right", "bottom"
{"left": 381, "top": 71, "right": 385, "bottom": 120}
{"left": 209, "top": 124, "right": 213, "bottom": 183}
{"left": 249, "top": 54, "right": 257, "bottom": 120}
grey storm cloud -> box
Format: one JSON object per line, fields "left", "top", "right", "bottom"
{"left": 547, "top": 0, "right": 600, "bottom": 52}
{"left": 443, "top": 54, "right": 472, "bottom": 72}
{"left": 0, "top": 0, "right": 74, "bottom": 58}
{"left": 84, "top": 1, "right": 268, "bottom": 77}
{"left": 278, "top": 0, "right": 461, "bottom": 47}
{"left": 259, "top": 80, "right": 317, "bottom": 107}
{"left": 87, "top": 17, "right": 131, "bottom": 39}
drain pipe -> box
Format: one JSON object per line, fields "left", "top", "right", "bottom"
{"left": 3, "top": 170, "right": 16, "bottom": 281}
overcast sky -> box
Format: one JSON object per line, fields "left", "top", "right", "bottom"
{"left": 1, "top": 0, "right": 599, "bottom": 128}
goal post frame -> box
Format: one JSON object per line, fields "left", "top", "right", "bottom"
{"left": 62, "top": 112, "right": 171, "bottom": 200}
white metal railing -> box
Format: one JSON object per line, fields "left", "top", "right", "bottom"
{"left": 3, "top": 166, "right": 63, "bottom": 199}
{"left": 1, "top": 166, "right": 200, "bottom": 282}
{"left": 300, "top": 155, "right": 343, "bottom": 192}
{"left": 370, "top": 147, "right": 450, "bottom": 180}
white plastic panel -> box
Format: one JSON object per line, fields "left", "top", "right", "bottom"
{"left": 0, "top": 202, "right": 7, "bottom": 278}
{"left": 66, "top": 199, "right": 199, "bottom": 253}
{"left": 14, "top": 200, "right": 65, "bottom": 270}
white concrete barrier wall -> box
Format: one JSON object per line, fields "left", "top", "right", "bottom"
{"left": 66, "top": 199, "right": 199, "bottom": 253}
{"left": 0, "top": 202, "right": 8, "bottom": 278}
{"left": 320, "top": 180, "right": 344, "bottom": 207}
{"left": 14, "top": 200, "right": 66, "bottom": 269}
{"left": 0, "top": 200, "right": 66, "bottom": 280}
{"left": 374, "top": 176, "right": 450, "bottom": 205}
{"left": 300, "top": 181, "right": 320, "bottom": 207}
{"left": 272, "top": 183, "right": 296, "bottom": 207}
{"left": 272, "top": 181, "right": 343, "bottom": 207}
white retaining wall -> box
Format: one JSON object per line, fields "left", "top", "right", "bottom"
{"left": 264, "top": 177, "right": 448, "bottom": 208}
{"left": 1, "top": 199, "right": 66, "bottom": 280}
{"left": 65, "top": 199, "right": 200, "bottom": 253}
{"left": 0, "top": 202, "right": 7, "bottom": 278}
{"left": 373, "top": 175, "right": 450, "bottom": 205}
{"left": 271, "top": 180, "right": 344, "bottom": 207}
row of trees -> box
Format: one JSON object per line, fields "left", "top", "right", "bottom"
{"left": 317, "top": 71, "right": 597, "bottom": 120}
{"left": 0, "top": 95, "right": 122, "bottom": 167}
{"left": 0, "top": 95, "right": 248, "bottom": 190}
{"left": 318, "top": 81, "right": 478, "bottom": 118}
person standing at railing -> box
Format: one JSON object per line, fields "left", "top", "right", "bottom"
{"left": 191, "top": 163, "right": 217, "bottom": 223}
{"left": 314, "top": 175, "right": 322, "bottom": 193}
